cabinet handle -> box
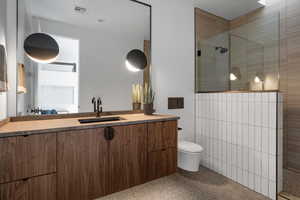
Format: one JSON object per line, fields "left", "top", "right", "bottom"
{"left": 23, "top": 134, "right": 29, "bottom": 137}
{"left": 104, "top": 127, "right": 114, "bottom": 141}
{"left": 22, "top": 178, "right": 29, "bottom": 182}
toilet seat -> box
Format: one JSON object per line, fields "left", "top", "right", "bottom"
{"left": 178, "top": 141, "right": 203, "bottom": 153}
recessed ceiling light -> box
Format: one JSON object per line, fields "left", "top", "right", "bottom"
{"left": 74, "top": 6, "right": 87, "bottom": 14}
{"left": 258, "top": 0, "right": 266, "bottom": 6}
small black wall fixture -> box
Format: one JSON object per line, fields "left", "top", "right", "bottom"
{"left": 125, "top": 49, "right": 147, "bottom": 72}
{"left": 24, "top": 33, "right": 59, "bottom": 63}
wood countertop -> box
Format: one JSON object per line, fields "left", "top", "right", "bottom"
{"left": 0, "top": 113, "right": 179, "bottom": 138}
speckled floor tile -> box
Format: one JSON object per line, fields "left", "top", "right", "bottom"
{"left": 96, "top": 166, "right": 270, "bottom": 200}
{"left": 283, "top": 169, "right": 300, "bottom": 198}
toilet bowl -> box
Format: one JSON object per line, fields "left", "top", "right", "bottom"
{"left": 178, "top": 140, "right": 203, "bottom": 172}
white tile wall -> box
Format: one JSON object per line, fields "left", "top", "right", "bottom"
{"left": 195, "top": 92, "right": 283, "bottom": 200}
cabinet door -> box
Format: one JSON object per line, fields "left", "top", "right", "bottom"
{"left": 0, "top": 174, "right": 56, "bottom": 200}
{"left": 147, "top": 148, "right": 177, "bottom": 181}
{"left": 0, "top": 179, "right": 28, "bottom": 200}
{"left": 28, "top": 174, "right": 56, "bottom": 200}
{"left": 57, "top": 128, "right": 108, "bottom": 200}
{"left": 27, "top": 134, "right": 57, "bottom": 178}
{"left": 0, "top": 137, "right": 27, "bottom": 184}
{"left": 0, "top": 133, "right": 56, "bottom": 184}
{"left": 148, "top": 121, "right": 177, "bottom": 152}
{"left": 109, "top": 124, "right": 148, "bottom": 194}
{"left": 162, "top": 121, "right": 178, "bottom": 149}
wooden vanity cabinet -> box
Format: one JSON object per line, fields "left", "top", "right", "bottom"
{"left": 0, "top": 133, "right": 57, "bottom": 200}
{"left": 0, "top": 133, "right": 56, "bottom": 184}
{"left": 109, "top": 124, "right": 148, "bottom": 193}
{"left": 57, "top": 124, "right": 148, "bottom": 199}
{"left": 57, "top": 128, "right": 109, "bottom": 200}
{"left": 28, "top": 174, "right": 56, "bottom": 200}
{"left": 147, "top": 148, "right": 177, "bottom": 181}
{"left": 147, "top": 121, "right": 178, "bottom": 181}
{"left": 0, "top": 180, "right": 27, "bottom": 200}
{"left": 147, "top": 120, "right": 177, "bottom": 152}
{"left": 0, "top": 119, "right": 178, "bottom": 200}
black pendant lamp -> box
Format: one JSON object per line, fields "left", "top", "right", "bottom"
{"left": 125, "top": 49, "right": 147, "bottom": 72}
{"left": 24, "top": 33, "right": 59, "bottom": 63}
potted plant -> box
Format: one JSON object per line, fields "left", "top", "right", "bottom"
{"left": 132, "top": 84, "right": 142, "bottom": 111}
{"left": 143, "top": 83, "right": 155, "bottom": 115}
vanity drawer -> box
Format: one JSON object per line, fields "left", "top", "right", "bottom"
{"left": 147, "top": 121, "right": 177, "bottom": 152}
{"left": 0, "top": 133, "right": 56, "bottom": 183}
{"left": 147, "top": 148, "right": 177, "bottom": 181}
{"left": 0, "top": 174, "right": 56, "bottom": 200}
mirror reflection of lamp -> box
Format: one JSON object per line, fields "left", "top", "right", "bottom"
{"left": 254, "top": 72, "right": 265, "bottom": 90}
{"left": 230, "top": 67, "right": 241, "bottom": 81}
{"left": 24, "top": 33, "right": 59, "bottom": 64}
{"left": 126, "top": 49, "right": 147, "bottom": 72}
{"left": 258, "top": 0, "right": 266, "bottom": 6}
{"left": 254, "top": 72, "right": 264, "bottom": 83}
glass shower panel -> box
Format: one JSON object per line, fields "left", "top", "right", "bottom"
{"left": 195, "top": 11, "right": 279, "bottom": 93}
{"left": 230, "top": 13, "right": 280, "bottom": 91}
{"left": 230, "top": 34, "right": 264, "bottom": 91}
{"left": 230, "top": 34, "right": 249, "bottom": 90}
{"left": 195, "top": 33, "right": 230, "bottom": 92}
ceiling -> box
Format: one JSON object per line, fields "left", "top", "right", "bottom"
{"left": 28, "top": 0, "right": 151, "bottom": 39}
{"left": 194, "top": 0, "right": 265, "bottom": 20}
{"left": 26, "top": 0, "right": 264, "bottom": 38}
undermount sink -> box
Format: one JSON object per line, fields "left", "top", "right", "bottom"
{"left": 78, "top": 116, "right": 123, "bottom": 124}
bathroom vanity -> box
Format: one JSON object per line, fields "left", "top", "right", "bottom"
{"left": 0, "top": 113, "right": 179, "bottom": 200}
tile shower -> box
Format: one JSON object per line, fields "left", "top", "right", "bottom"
{"left": 195, "top": 92, "right": 283, "bottom": 200}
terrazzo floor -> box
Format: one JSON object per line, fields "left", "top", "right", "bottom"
{"left": 97, "top": 166, "right": 270, "bottom": 200}
{"left": 283, "top": 169, "right": 300, "bottom": 198}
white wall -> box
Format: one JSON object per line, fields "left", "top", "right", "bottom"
{"left": 1, "top": 0, "right": 17, "bottom": 118}
{"left": 6, "top": 0, "right": 17, "bottom": 117}
{"left": 150, "top": 0, "right": 195, "bottom": 141}
{"left": 0, "top": 93, "right": 6, "bottom": 120}
{"left": 149, "top": 0, "right": 195, "bottom": 141}
{"left": 195, "top": 92, "right": 283, "bottom": 200}
{"left": 0, "top": 0, "right": 7, "bottom": 120}
{"left": 137, "top": 0, "right": 195, "bottom": 141}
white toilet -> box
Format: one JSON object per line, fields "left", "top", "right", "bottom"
{"left": 178, "top": 140, "right": 204, "bottom": 172}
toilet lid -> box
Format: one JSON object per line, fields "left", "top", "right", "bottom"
{"left": 178, "top": 141, "right": 203, "bottom": 153}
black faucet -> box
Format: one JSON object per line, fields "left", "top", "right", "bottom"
{"left": 97, "top": 97, "right": 103, "bottom": 117}
{"left": 92, "top": 97, "right": 103, "bottom": 117}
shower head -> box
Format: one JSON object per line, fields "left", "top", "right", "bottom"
{"left": 215, "top": 46, "right": 228, "bottom": 54}
{"left": 220, "top": 48, "right": 228, "bottom": 54}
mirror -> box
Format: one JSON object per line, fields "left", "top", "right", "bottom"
{"left": 16, "top": 0, "right": 151, "bottom": 116}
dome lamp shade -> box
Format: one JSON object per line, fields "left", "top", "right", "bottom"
{"left": 24, "top": 33, "right": 59, "bottom": 63}
{"left": 126, "top": 49, "right": 147, "bottom": 72}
